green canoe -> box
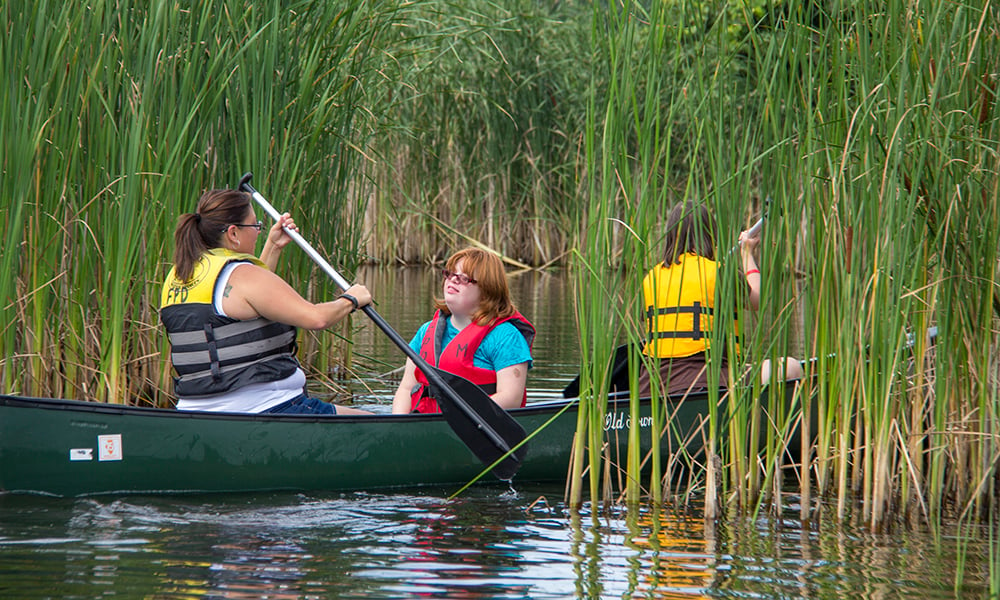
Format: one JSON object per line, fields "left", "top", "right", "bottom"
{"left": 0, "top": 388, "right": 789, "bottom": 497}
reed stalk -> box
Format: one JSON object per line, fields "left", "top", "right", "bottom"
{"left": 2, "top": 0, "right": 398, "bottom": 403}
{"left": 4, "top": 1, "right": 999, "bottom": 561}
{"left": 362, "top": 0, "right": 592, "bottom": 264}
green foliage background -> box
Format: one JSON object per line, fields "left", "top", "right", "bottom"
{"left": 1, "top": 0, "right": 998, "bottom": 536}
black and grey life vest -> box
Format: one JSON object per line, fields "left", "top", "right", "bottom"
{"left": 160, "top": 249, "right": 299, "bottom": 397}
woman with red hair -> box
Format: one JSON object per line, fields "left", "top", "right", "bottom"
{"left": 392, "top": 248, "right": 535, "bottom": 414}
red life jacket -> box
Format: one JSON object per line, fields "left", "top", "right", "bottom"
{"left": 411, "top": 310, "right": 535, "bottom": 414}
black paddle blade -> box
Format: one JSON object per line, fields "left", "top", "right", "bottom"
{"left": 562, "top": 344, "right": 632, "bottom": 398}
{"left": 431, "top": 367, "right": 527, "bottom": 480}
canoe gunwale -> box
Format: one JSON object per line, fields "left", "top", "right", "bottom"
{"left": 0, "top": 392, "right": 672, "bottom": 422}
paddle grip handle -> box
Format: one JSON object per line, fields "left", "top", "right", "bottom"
{"left": 239, "top": 177, "right": 353, "bottom": 291}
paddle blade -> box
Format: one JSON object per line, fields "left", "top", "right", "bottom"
{"left": 562, "top": 344, "right": 632, "bottom": 398}
{"left": 431, "top": 367, "right": 527, "bottom": 480}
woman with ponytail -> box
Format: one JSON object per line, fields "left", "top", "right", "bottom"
{"left": 161, "top": 188, "right": 372, "bottom": 415}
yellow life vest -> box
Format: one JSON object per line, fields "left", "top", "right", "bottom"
{"left": 160, "top": 249, "right": 299, "bottom": 397}
{"left": 161, "top": 248, "right": 266, "bottom": 307}
{"left": 642, "top": 253, "right": 724, "bottom": 359}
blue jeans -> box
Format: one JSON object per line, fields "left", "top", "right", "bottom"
{"left": 263, "top": 394, "right": 337, "bottom": 415}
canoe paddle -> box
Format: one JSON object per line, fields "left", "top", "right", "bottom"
{"left": 237, "top": 173, "right": 527, "bottom": 480}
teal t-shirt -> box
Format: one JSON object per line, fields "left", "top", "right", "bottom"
{"left": 408, "top": 316, "right": 533, "bottom": 371}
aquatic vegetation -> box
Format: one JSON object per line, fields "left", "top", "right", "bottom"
{"left": 570, "top": 0, "right": 998, "bottom": 543}
{"left": 2, "top": 1, "right": 996, "bottom": 565}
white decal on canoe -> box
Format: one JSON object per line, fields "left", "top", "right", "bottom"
{"left": 98, "top": 434, "right": 123, "bottom": 461}
{"left": 604, "top": 412, "right": 654, "bottom": 431}
{"left": 70, "top": 448, "right": 93, "bottom": 461}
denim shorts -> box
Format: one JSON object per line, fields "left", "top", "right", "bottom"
{"left": 264, "top": 394, "right": 337, "bottom": 415}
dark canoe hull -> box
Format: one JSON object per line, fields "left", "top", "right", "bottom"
{"left": 0, "top": 388, "right": 792, "bottom": 497}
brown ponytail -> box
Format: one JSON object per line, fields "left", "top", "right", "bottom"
{"left": 172, "top": 189, "right": 251, "bottom": 281}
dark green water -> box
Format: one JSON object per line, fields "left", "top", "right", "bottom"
{"left": 0, "top": 267, "right": 995, "bottom": 598}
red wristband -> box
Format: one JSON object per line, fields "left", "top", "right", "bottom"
{"left": 745, "top": 269, "right": 760, "bottom": 276}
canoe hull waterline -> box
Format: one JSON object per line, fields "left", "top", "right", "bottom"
{"left": 0, "top": 388, "right": 793, "bottom": 497}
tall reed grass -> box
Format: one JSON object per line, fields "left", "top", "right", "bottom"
{"left": 360, "top": 0, "right": 594, "bottom": 265}
{"left": 1, "top": 0, "right": 398, "bottom": 403}
{"left": 569, "top": 0, "right": 998, "bottom": 545}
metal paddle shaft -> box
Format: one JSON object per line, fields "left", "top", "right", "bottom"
{"left": 237, "top": 173, "right": 527, "bottom": 480}
{"left": 729, "top": 196, "right": 769, "bottom": 255}
{"left": 744, "top": 215, "right": 764, "bottom": 239}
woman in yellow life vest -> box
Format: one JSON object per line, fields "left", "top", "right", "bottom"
{"left": 637, "top": 201, "right": 802, "bottom": 398}
{"left": 161, "top": 188, "right": 373, "bottom": 415}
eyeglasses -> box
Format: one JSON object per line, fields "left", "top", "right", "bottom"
{"left": 230, "top": 221, "right": 264, "bottom": 232}
{"left": 442, "top": 269, "right": 477, "bottom": 285}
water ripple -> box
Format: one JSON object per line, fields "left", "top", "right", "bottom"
{"left": 0, "top": 487, "right": 993, "bottom": 599}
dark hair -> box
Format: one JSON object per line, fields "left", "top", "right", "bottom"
{"left": 172, "top": 189, "right": 252, "bottom": 281}
{"left": 434, "top": 247, "right": 516, "bottom": 326}
{"left": 661, "top": 201, "right": 715, "bottom": 265}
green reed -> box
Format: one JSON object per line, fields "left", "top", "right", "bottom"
{"left": 4, "top": 0, "right": 998, "bottom": 558}
{"left": 1, "top": 0, "right": 397, "bottom": 403}
{"left": 361, "top": 0, "right": 594, "bottom": 265}
{"left": 566, "top": 0, "right": 689, "bottom": 509}
{"left": 761, "top": 0, "right": 994, "bottom": 531}
{"left": 567, "top": 0, "right": 998, "bottom": 548}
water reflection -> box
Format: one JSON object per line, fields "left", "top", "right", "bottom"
{"left": 0, "top": 489, "right": 993, "bottom": 598}
{"left": 624, "top": 508, "right": 715, "bottom": 599}
{"left": 383, "top": 498, "right": 533, "bottom": 597}
{"left": 564, "top": 508, "right": 717, "bottom": 599}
